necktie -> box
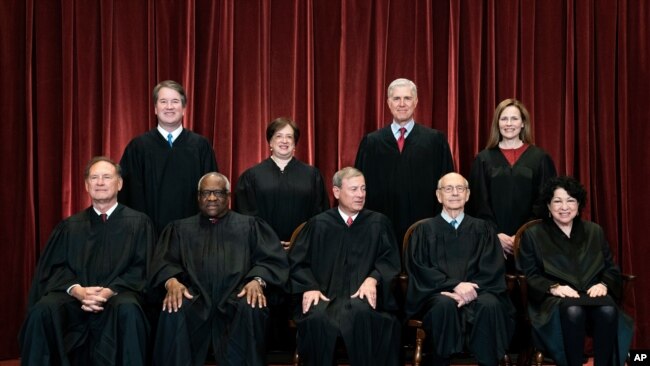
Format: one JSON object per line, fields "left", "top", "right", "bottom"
{"left": 167, "top": 133, "right": 173, "bottom": 147}
{"left": 209, "top": 218, "right": 218, "bottom": 224}
{"left": 100, "top": 213, "right": 107, "bottom": 222}
{"left": 346, "top": 217, "right": 354, "bottom": 227}
{"left": 450, "top": 219, "right": 458, "bottom": 229}
{"left": 397, "top": 127, "right": 406, "bottom": 153}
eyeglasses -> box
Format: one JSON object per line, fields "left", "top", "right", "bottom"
{"left": 199, "top": 190, "right": 229, "bottom": 199}
{"left": 438, "top": 185, "right": 468, "bottom": 193}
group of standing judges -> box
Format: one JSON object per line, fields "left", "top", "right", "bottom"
{"left": 19, "top": 78, "right": 632, "bottom": 366}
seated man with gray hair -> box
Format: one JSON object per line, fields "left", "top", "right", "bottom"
{"left": 289, "top": 167, "right": 401, "bottom": 366}
{"left": 19, "top": 156, "right": 154, "bottom": 365}
{"left": 149, "top": 172, "right": 289, "bottom": 366}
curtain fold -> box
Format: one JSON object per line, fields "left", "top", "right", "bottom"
{"left": 2, "top": 0, "right": 647, "bottom": 358}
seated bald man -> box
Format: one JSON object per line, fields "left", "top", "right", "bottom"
{"left": 405, "top": 172, "right": 515, "bottom": 366}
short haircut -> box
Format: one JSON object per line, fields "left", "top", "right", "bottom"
{"left": 266, "top": 117, "right": 300, "bottom": 145}
{"left": 387, "top": 78, "right": 418, "bottom": 99}
{"left": 485, "top": 98, "right": 534, "bottom": 149}
{"left": 537, "top": 176, "right": 587, "bottom": 217}
{"left": 437, "top": 173, "right": 469, "bottom": 189}
{"left": 332, "top": 167, "right": 364, "bottom": 188}
{"left": 153, "top": 80, "right": 187, "bottom": 107}
{"left": 84, "top": 156, "right": 121, "bottom": 179}
{"left": 197, "top": 172, "right": 231, "bottom": 192}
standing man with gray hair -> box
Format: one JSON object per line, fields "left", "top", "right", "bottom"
{"left": 355, "top": 78, "right": 454, "bottom": 244}
{"left": 119, "top": 80, "right": 218, "bottom": 234}
{"left": 289, "top": 167, "right": 401, "bottom": 366}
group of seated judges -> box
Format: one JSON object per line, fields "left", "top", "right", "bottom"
{"left": 19, "top": 78, "right": 632, "bottom": 366}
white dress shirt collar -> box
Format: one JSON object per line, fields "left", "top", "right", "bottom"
{"left": 337, "top": 207, "right": 359, "bottom": 224}
{"left": 93, "top": 202, "right": 119, "bottom": 218}
{"left": 390, "top": 120, "right": 415, "bottom": 140}
{"left": 157, "top": 125, "right": 183, "bottom": 143}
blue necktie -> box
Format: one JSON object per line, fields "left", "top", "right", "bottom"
{"left": 167, "top": 133, "right": 173, "bottom": 147}
{"left": 450, "top": 219, "right": 458, "bottom": 229}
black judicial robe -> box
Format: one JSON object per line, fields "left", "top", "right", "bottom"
{"left": 119, "top": 128, "right": 217, "bottom": 233}
{"left": 149, "top": 211, "right": 289, "bottom": 365}
{"left": 517, "top": 219, "right": 633, "bottom": 366}
{"left": 289, "top": 208, "right": 401, "bottom": 366}
{"left": 355, "top": 123, "right": 454, "bottom": 243}
{"left": 405, "top": 215, "right": 514, "bottom": 360}
{"left": 19, "top": 204, "right": 155, "bottom": 365}
{"left": 468, "top": 145, "right": 556, "bottom": 236}
{"left": 235, "top": 157, "right": 329, "bottom": 241}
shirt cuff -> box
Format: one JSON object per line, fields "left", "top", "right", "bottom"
{"left": 253, "top": 276, "right": 266, "bottom": 288}
{"left": 66, "top": 284, "right": 80, "bottom": 296}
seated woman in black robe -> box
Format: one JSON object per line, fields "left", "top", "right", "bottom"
{"left": 517, "top": 176, "right": 633, "bottom": 366}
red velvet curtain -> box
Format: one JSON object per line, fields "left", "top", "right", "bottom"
{"left": 1, "top": 0, "right": 647, "bottom": 357}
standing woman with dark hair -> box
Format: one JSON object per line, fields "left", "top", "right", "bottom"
{"left": 516, "top": 176, "right": 633, "bottom": 366}
{"left": 468, "top": 98, "right": 557, "bottom": 270}
{"left": 235, "top": 117, "right": 329, "bottom": 353}
{"left": 235, "top": 117, "right": 329, "bottom": 247}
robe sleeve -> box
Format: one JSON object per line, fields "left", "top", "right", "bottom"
{"left": 370, "top": 218, "right": 401, "bottom": 308}
{"left": 243, "top": 218, "right": 289, "bottom": 289}
{"left": 27, "top": 221, "right": 75, "bottom": 307}
{"left": 538, "top": 153, "right": 557, "bottom": 183}
{"left": 118, "top": 141, "right": 146, "bottom": 212}
{"left": 200, "top": 139, "right": 218, "bottom": 173}
{"left": 531, "top": 153, "right": 557, "bottom": 218}
{"left": 471, "top": 223, "right": 507, "bottom": 293}
{"left": 234, "top": 170, "right": 259, "bottom": 216}
{"left": 149, "top": 222, "right": 190, "bottom": 291}
{"left": 592, "top": 225, "right": 623, "bottom": 301}
{"left": 288, "top": 219, "right": 320, "bottom": 294}
{"left": 437, "top": 133, "right": 455, "bottom": 174}
{"left": 105, "top": 217, "right": 155, "bottom": 294}
{"left": 468, "top": 155, "right": 498, "bottom": 229}
{"left": 311, "top": 169, "right": 330, "bottom": 215}
{"left": 405, "top": 223, "right": 462, "bottom": 316}
{"left": 354, "top": 134, "right": 370, "bottom": 173}
{"left": 517, "top": 229, "right": 558, "bottom": 304}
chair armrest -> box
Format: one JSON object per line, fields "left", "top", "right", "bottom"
{"left": 517, "top": 274, "right": 529, "bottom": 311}
{"left": 398, "top": 272, "right": 409, "bottom": 297}
{"left": 505, "top": 274, "right": 518, "bottom": 293}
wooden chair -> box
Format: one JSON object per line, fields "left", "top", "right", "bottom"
{"left": 512, "top": 219, "right": 636, "bottom": 366}
{"left": 286, "top": 222, "right": 306, "bottom": 366}
{"left": 400, "top": 219, "right": 514, "bottom": 366}
{"left": 399, "top": 219, "right": 429, "bottom": 366}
